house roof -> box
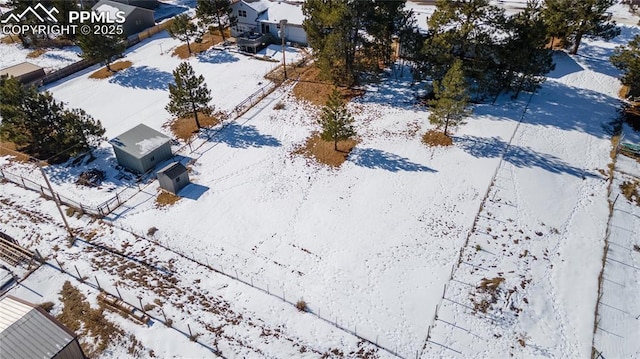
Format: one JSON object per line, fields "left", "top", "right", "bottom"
{"left": 157, "top": 162, "right": 187, "bottom": 178}
{"left": 257, "top": 1, "right": 305, "bottom": 26}
{"left": 242, "top": 0, "right": 270, "bottom": 13}
{"left": 93, "top": 0, "right": 153, "bottom": 18}
{"left": 109, "top": 124, "right": 170, "bottom": 159}
{"left": 0, "top": 62, "right": 44, "bottom": 78}
{"left": 0, "top": 296, "right": 77, "bottom": 359}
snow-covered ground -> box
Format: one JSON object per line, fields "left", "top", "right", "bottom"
{"left": 2, "top": 1, "right": 640, "bottom": 358}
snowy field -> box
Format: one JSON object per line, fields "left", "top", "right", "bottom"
{"left": 1, "top": 1, "right": 640, "bottom": 358}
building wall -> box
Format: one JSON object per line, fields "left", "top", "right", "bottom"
{"left": 231, "top": 2, "right": 263, "bottom": 37}
{"left": 123, "top": 8, "right": 156, "bottom": 36}
{"left": 52, "top": 339, "right": 85, "bottom": 359}
{"left": 113, "top": 146, "right": 144, "bottom": 173}
{"left": 266, "top": 23, "right": 307, "bottom": 46}
{"left": 139, "top": 142, "right": 172, "bottom": 173}
{"left": 157, "top": 170, "right": 189, "bottom": 194}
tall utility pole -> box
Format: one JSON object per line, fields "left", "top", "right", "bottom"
{"left": 279, "top": 19, "right": 288, "bottom": 80}
{"left": 37, "top": 160, "right": 74, "bottom": 241}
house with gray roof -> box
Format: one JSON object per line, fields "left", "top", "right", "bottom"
{"left": 92, "top": 0, "right": 155, "bottom": 37}
{"left": 0, "top": 295, "right": 86, "bottom": 359}
{"left": 109, "top": 124, "right": 172, "bottom": 174}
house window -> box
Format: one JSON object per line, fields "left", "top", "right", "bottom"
{"left": 239, "top": 10, "right": 247, "bottom": 17}
{"left": 176, "top": 177, "right": 180, "bottom": 182}
{"left": 150, "top": 156, "right": 155, "bottom": 161}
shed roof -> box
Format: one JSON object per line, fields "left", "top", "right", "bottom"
{"left": 258, "top": 1, "right": 305, "bottom": 26}
{"left": 93, "top": 0, "right": 153, "bottom": 18}
{"left": 0, "top": 296, "right": 77, "bottom": 359}
{"left": 157, "top": 162, "right": 187, "bottom": 178}
{"left": 0, "top": 62, "right": 44, "bottom": 78}
{"left": 109, "top": 124, "right": 170, "bottom": 159}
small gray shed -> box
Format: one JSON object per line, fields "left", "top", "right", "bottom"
{"left": 0, "top": 296, "right": 86, "bottom": 359}
{"left": 0, "top": 62, "right": 46, "bottom": 85}
{"left": 157, "top": 162, "right": 189, "bottom": 194}
{"left": 110, "top": 124, "right": 172, "bottom": 174}
{"left": 93, "top": 0, "right": 156, "bottom": 37}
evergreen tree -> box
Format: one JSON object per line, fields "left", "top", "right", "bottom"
{"left": 52, "top": 0, "right": 78, "bottom": 39}
{"left": 4, "top": 0, "right": 54, "bottom": 47}
{"left": 0, "top": 77, "right": 105, "bottom": 161}
{"left": 166, "top": 62, "right": 213, "bottom": 129}
{"left": 196, "top": 0, "right": 237, "bottom": 43}
{"left": 303, "top": 0, "right": 409, "bottom": 86}
{"left": 428, "top": 60, "right": 471, "bottom": 137}
{"left": 501, "top": 0, "right": 554, "bottom": 99}
{"left": 421, "top": 0, "right": 507, "bottom": 96}
{"left": 611, "top": 35, "right": 640, "bottom": 97}
{"left": 319, "top": 88, "right": 356, "bottom": 150}
{"left": 543, "top": 0, "right": 619, "bottom": 55}
{"left": 77, "top": 32, "right": 125, "bottom": 71}
{"left": 168, "top": 14, "right": 198, "bottom": 55}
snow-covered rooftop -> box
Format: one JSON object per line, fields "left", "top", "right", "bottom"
{"left": 258, "top": 1, "right": 305, "bottom": 26}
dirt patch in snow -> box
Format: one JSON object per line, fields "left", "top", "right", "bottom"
{"left": 156, "top": 190, "right": 180, "bottom": 207}
{"left": 293, "top": 132, "right": 357, "bottom": 167}
{"left": 422, "top": 130, "right": 453, "bottom": 147}
{"left": 0, "top": 142, "right": 31, "bottom": 162}
{"left": 292, "top": 65, "right": 364, "bottom": 106}
{"left": 173, "top": 30, "right": 228, "bottom": 59}
{"left": 89, "top": 60, "right": 133, "bottom": 79}
{"left": 168, "top": 112, "right": 223, "bottom": 141}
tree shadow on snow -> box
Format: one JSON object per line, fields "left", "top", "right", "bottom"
{"left": 524, "top": 80, "right": 621, "bottom": 138}
{"left": 356, "top": 63, "right": 423, "bottom": 109}
{"left": 198, "top": 50, "right": 239, "bottom": 64}
{"left": 201, "top": 122, "right": 281, "bottom": 148}
{"left": 455, "top": 135, "right": 596, "bottom": 178}
{"left": 349, "top": 148, "right": 436, "bottom": 172}
{"left": 109, "top": 66, "right": 174, "bottom": 90}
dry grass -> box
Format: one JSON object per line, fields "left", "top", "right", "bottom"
{"left": 89, "top": 60, "right": 133, "bottom": 79}
{"left": 26, "top": 48, "right": 47, "bottom": 58}
{"left": 292, "top": 65, "right": 364, "bottom": 106}
{"left": 0, "top": 142, "right": 31, "bottom": 162}
{"left": 620, "top": 179, "right": 640, "bottom": 206}
{"left": 422, "top": 130, "right": 453, "bottom": 147}
{"left": 168, "top": 112, "right": 222, "bottom": 141}
{"left": 293, "top": 132, "right": 357, "bottom": 167}
{"left": 173, "top": 30, "right": 229, "bottom": 59}
{"left": 295, "top": 299, "right": 308, "bottom": 312}
{"left": 57, "top": 281, "right": 124, "bottom": 357}
{"left": 620, "top": 85, "right": 630, "bottom": 99}
{"left": 156, "top": 190, "right": 181, "bottom": 207}
{"left": 0, "top": 35, "right": 20, "bottom": 44}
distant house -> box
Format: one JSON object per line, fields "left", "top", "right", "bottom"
{"left": 157, "top": 162, "right": 189, "bottom": 194}
{"left": 230, "top": 0, "right": 307, "bottom": 52}
{"left": 0, "top": 62, "right": 46, "bottom": 85}
{"left": 257, "top": 1, "right": 307, "bottom": 46}
{"left": 231, "top": 0, "right": 271, "bottom": 37}
{"left": 92, "top": 0, "right": 155, "bottom": 37}
{"left": 0, "top": 295, "right": 86, "bottom": 359}
{"left": 109, "top": 124, "right": 172, "bottom": 174}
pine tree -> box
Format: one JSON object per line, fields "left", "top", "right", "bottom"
{"left": 543, "top": 0, "right": 619, "bottom": 55}
{"left": 428, "top": 60, "right": 471, "bottom": 137}
{"left": 166, "top": 62, "right": 213, "bottom": 129}
{"left": 303, "top": 0, "right": 409, "bottom": 86}
{"left": 77, "top": 32, "right": 125, "bottom": 71}
{"left": 0, "top": 77, "right": 105, "bottom": 161}
{"left": 501, "top": 0, "right": 554, "bottom": 99}
{"left": 168, "top": 14, "right": 198, "bottom": 55}
{"left": 611, "top": 35, "right": 640, "bottom": 97}
{"left": 196, "top": 0, "right": 237, "bottom": 43}
{"left": 319, "top": 88, "right": 355, "bottom": 151}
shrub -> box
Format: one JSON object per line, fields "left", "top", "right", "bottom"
{"left": 39, "top": 301, "right": 54, "bottom": 312}
{"left": 273, "top": 102, "right": 285, "bottom": 110}
{"left": 147, "top": 227, "right": 158, "bottom": 236}
{"left": 295, "top": 299, "right": 307, "bottom": 312}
